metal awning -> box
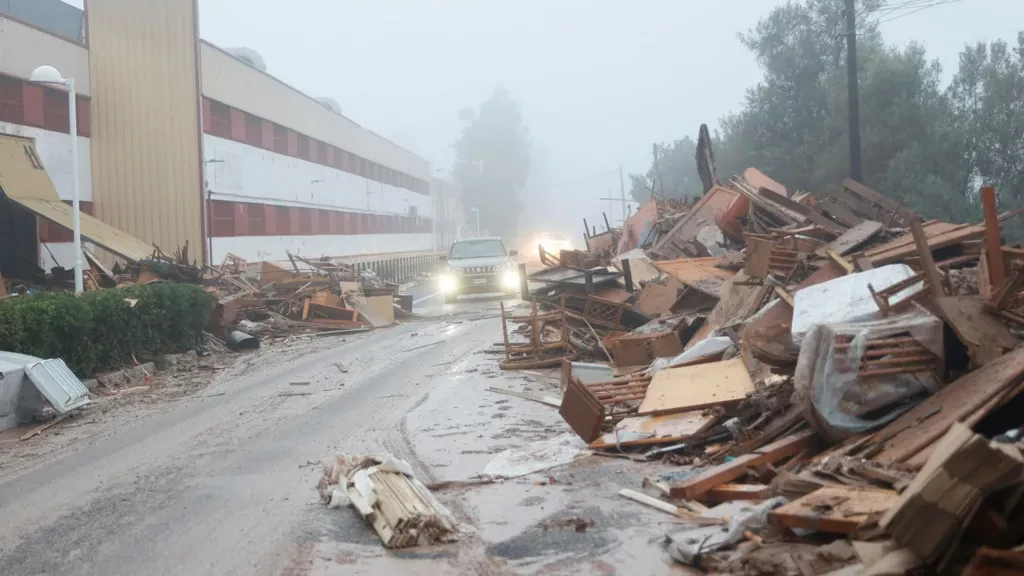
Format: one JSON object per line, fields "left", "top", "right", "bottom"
{"left": 0, "top": 134, "right": 153, "bottom": 262}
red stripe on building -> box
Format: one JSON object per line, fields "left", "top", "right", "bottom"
{"left": 201, "top": 96, "right": 428, "bottom": 196}
{"left": 0, "top": 72, "right": 90, "bottom": 137}
{"left": 206, "top": 200, "right": 431, "bottom": 238}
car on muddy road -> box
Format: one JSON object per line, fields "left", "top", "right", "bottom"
{"left": 437, "top": 237, "right": 520, "bottom": 304}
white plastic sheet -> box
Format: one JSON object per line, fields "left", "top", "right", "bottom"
{"left": 648, "top": 336, "right": 735, "bottom": 374}
{"left": 794, "top": 306, "right": 943, "bottom": 442}
{"left": 482, "top": 432, "right": 590, "bottom": 478}
{"left": 792, "top": 264, "right": 920, "bottom": 345}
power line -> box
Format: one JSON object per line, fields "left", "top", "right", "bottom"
{"left": 851, "top": 0, "right": 966, "bottom": 33}
{"left": 873, "top": 0, "right": 965, "bottom": 25}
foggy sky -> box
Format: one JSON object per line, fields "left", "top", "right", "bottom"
{"left": 67, "top": 0, "right": 1024, "bottom": 236}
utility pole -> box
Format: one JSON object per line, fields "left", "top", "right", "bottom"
{"left": 844, "top": 0, "right": 863, "bottom": 182}
{"left": 618, "top": 165, "right": 627, "bottom": 224}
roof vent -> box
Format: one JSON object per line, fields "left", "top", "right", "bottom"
{"left": 224, "top": 47, "right": 267, "bottom": 72}
{"left": 317, "top": 97, "right": 343, "bottom": 115}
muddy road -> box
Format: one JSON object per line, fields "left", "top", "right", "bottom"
{"left": 0, "top": 290, "right": 686, "bottom": 576}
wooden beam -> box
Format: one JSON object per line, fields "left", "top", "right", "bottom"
{"left": 910, "top": 219, "right": 945, "bottom": 298}
{"left": 669, "top": 430, "right": 817, "bottom": 498}
{"left": 982, "top": 186, "right": 1006, "bottom": 292}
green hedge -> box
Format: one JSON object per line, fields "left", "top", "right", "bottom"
{"left": 0, "top": 283, "right": 213, "bottom": 377}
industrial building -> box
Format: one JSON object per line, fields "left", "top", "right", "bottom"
{"left": 0, "top": 0, "right": 460, "bottom": 281}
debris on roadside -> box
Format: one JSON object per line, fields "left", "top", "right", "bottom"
{"left": 0, "top": 352, "right": 90, "bottom": 433}
{"left": 318, "top": 453, "right": 459, "bottom": 548}
{"left": 489, "top": 164, "right": 1024, "bottom": 573}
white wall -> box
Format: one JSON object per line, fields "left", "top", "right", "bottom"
{"left": 200, "top": 42, "right": 428, "bottom": 180}
{"left": 0, "top": 15, "right": 91, "bottom": 96}
{"left": 0, "top": 123, "right": 91, "bottom": 202}
{"left": 204, "top": 135, "right": 432, "bottom": 217}
{"left": 211, "top": 233, "right": 433, "bottom": 263}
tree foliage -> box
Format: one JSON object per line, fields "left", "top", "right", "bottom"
{"left": 631, "top": 0, "right": 1024, "bottom": 226}
{"left": 452, "top": 86, "right": 531, "bottom": 240}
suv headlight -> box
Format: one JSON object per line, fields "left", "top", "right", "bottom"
{"left": 502, "top": 268, "right": 519, "bottom": 288}
{"left": 439, "top": 273, "right": 457, "bottom": 292}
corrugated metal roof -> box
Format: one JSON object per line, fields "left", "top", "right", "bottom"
{"left": 0, "top": 134, "right": 154, "bottom": 262}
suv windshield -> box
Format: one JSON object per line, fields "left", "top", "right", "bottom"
{"left": 450, "top": 239, "right": 506, "bottom": 259}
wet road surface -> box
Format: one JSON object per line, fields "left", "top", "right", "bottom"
{"left": 0, "top": 286, "right": 686, "bottom": 575}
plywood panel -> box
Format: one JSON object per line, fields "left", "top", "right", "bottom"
{"left": 87, "top": 0, "right": 203, "bottom": 261}
{"left": 588, "top": 411, "right": 718, "bottom": 449}
{"left": 770, "top": 486, "right": 899, "bottom": 534}
{"left": 638, "top": 357, "right": 754, "bottom": 415}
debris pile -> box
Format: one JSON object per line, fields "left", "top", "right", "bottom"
{"left": 501, "top": 173, "right": 1024, "bottom": 573}
{"left": 318, "top": 453, "right": 459, "bottom": 548}
{"left": 204, "top": 251, "right": 409, "bottom": 347}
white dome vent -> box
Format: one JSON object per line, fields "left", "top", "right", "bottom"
{"left": 224, "top": 47, "right": 267, "bottom": 72}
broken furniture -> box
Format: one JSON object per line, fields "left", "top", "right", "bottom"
{"left": 499, "top": 301, "right": 574, "bottom": 370}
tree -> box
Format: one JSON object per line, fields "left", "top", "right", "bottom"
{"left": 451, "top": 87, "right": 531, "bottom": 240}
{"left": 629, "top": 138, "right": 705, "bottom": 203}
{"left": 950, "top": 33, "right": 1024, "bottom": 206}
{"left": 630, "top": 0, "right": 1024, "bottom": 225}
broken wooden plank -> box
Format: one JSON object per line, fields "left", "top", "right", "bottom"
{"left": 936, "top": 296, "right": 1017, "bottom": 365}
{"left": 588, "top": 411, "right": 719, "bottom": 449}
{"left": 770, "top": 485, "right": 899, "bottom": 535}
{"left": 982, "top": 186, "right": 1007, "bottom": 292}
{"left": 818, "top": 220, "right": 883, "bottom": 257}
{"left": 865, "top": 346, "right": 1024, "bottom": 465}
{"left": 20, "top": 414, "right": 70, "bottom": 441}
{"left": 744, "top": 236, "right": 774, "bottom": 278}
{"left": 638, "top": 357, "right": 754, "bottom": 415}
{"left": 910, "top": 218, "right": 945, "bottom": 299}
{"left": 618, "top": 489, "right": 725, "bottom": 525}
{"left": 825, "top": 248, "right": 855, "bottom": 274}
{"left": 701, "top": 483, "right": 773, "bottom": 503}
{"left": 669, "top": 430, "right": 817, "bottom": 498}
{"left": 773, "top": 284, "right": 794, "bottom": 307}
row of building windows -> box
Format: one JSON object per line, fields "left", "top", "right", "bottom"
{"left": 203, "top": 98, "right": 429, "bottom": 195}
{"left": 207, "top": 200, "right": 431, "bottom": 238}
{"left": 0, "top": 73, "right": 90, "bottom": 136}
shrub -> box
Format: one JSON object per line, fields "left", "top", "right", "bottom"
{"left": 0, "top": 283, "right": 212, "bottom": 377}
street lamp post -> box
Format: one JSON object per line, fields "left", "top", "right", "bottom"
{"left": 30, "top": 65, "right": 82, "bottom": 294}
{"left": 469, "top": 207, "right": 480, "bottom": 237}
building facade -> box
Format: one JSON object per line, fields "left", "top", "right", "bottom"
{"left": 431, "top": 177, "right": 464, "bottom": 252}
{"left": 0, "top": 0, "right": 440, "bottom": 276}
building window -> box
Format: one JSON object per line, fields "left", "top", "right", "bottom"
{"left": 245, "top": 113, "right": 262, "bottom": 147}
{"left": 208, "top": 100, "right": 231, "bottom": 139}
{"left": 309, "top": 138, "right": 322, "bottom": 163}
{"left": 248, "top": 203, "right": 266, "bottom": 235}
{"left": 0, "top": 76, "right": 23, "bottom": 124}
{"left": 211, "top": 201, "right": 235, "bottom": 237}
{"left": 42, "top": 88, "right": 70, "bottom": 133}
{"left": 296, "top": 134, "right": 309, "bottom": 160}
{"left": 297, "top": 208, "right": 312, "bottom": 235}
{"left": 272, "top": 123, "right": 288, "bottom": 154}
{"left": 317, "top": 209, "right": 330, "bottom": 234}
{"left": 275, "top": 206, "right": 291, "bottom": 235}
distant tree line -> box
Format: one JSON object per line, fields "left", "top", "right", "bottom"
{"left": 631, "top": 0, "right": 1024, "bottom": 226}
